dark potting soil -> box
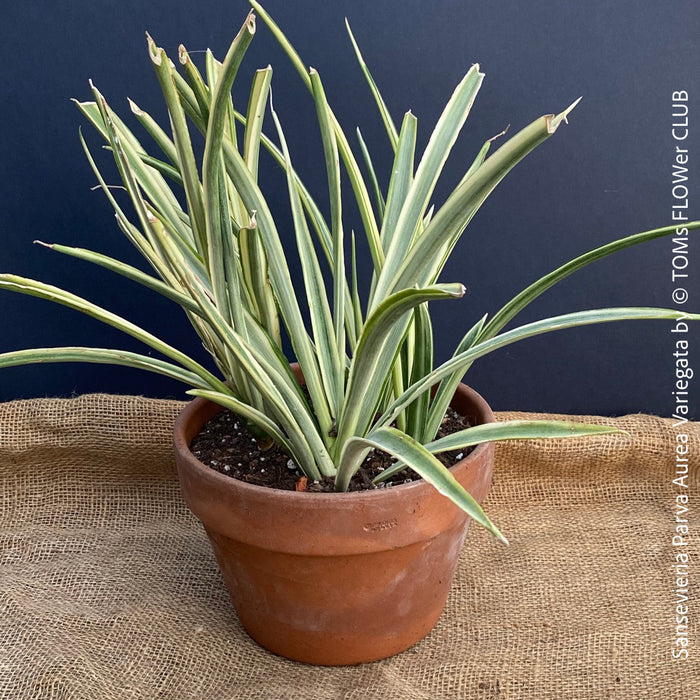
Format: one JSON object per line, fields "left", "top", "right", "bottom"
{"left": 190, "top": 407, "right": 474, "bottom": 493}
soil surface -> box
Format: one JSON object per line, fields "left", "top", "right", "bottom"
{"left": 190, "top": 407, "right": 474, "bottom": 493}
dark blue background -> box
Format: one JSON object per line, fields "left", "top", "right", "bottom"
{"left": 1, "top": 0, "right": 697, "bottom": 417}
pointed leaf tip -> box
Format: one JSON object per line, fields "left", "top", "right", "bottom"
{"left": 127, "top": 98, "right": 142, "bottom": 115}
{"left": 488, "top": 124, "right": 510, "bottom": 143}
{"left": 549, "top": 96, "right": 582, "bottom": 132}
{"left": 248, "top": 13, "right": 257, "bottom": 32}
{"left": 146, "top": 34, "right": 162, "bottom": 64}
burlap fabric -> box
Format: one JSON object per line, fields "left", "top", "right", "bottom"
{"left": 1, "top": 394, "right": 697, "bottom": 699}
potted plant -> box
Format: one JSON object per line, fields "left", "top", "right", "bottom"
{"left": 0, "top": 1, "right": 697, "bottom": 665}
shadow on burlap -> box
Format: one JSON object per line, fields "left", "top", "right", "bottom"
{"left": 1, "top": 394, "right": 697, "bottom": 699}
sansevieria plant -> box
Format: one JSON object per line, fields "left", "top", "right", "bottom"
{"left": 1, "top": 2, "right": 697, "bottom": 543}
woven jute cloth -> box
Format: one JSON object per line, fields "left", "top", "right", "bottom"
{"left": 1, "top": 394, "right": 697, "bottom": 699}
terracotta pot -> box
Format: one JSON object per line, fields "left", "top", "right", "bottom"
{"left": 174, "top": 377, "right": 495, "bottom": 666}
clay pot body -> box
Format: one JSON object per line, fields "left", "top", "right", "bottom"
{"left": 174, "top": 381, "right": 494, "bottom": 666}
